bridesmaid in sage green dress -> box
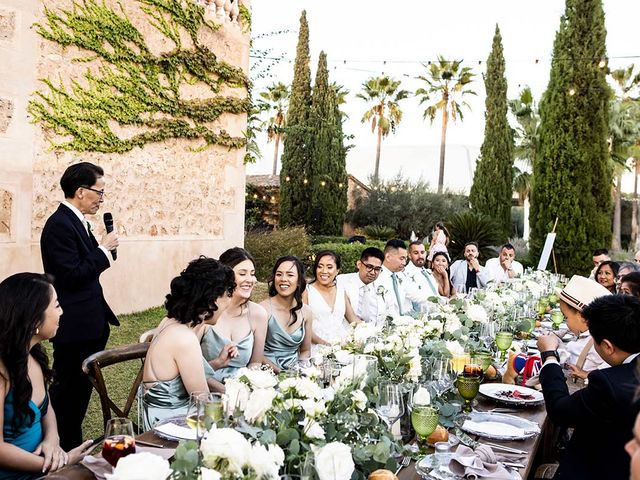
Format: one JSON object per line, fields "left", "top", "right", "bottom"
{"left": 259, "top": 256, "right": 313, "bottom": 372}
{"left": 199, "top": 248, "right": 268, "bottom": 392}
{"left": 141, "top": 257, "right": 235, "bottom": 430}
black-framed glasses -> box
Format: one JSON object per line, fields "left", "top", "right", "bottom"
{"left": 362, "top": 262, "right": 382, "bottom": 273}
{"left": 81, "top": 186, "right": 105, "bottom": 198}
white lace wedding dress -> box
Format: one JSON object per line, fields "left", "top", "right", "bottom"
{"left": 307, "top": 283, "right": 350, "bottom": 354}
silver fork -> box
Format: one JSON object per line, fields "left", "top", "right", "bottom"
{"left": 394, "top": 456, "right": 411, "bottom": 475}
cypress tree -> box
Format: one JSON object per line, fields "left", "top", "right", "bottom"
{"left": 279, "top": 11, "right": 312, "bottom": 227}
{"left": 529, "top": 0, "right": 611, "bottom": 274}
{"left": 309, "top": 52, "right": 348, "bottom": 234}
{"left": 469, "top": 25, "right": 514, "bottom": 240}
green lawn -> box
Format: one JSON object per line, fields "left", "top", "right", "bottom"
{"left": 46, "top": 283, "right": 270, "bottom": 440}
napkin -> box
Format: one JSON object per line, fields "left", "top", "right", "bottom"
{"left": 448, "top": 444, "right": 513, "bottom": 479}
{"left": 154, "top": 422, "right": 197, "bottom": 440}
{"left": 462, "top": 419, "right": 539, "bottom": 437}
{"left": 81, "top": 446, "right": 175, "bottom": 479}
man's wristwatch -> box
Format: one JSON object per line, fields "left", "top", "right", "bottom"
{"left": 540, "top": 350, "right": 560, "bottom": 363}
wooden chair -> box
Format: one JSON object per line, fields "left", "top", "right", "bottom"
{"left": 82, "top": 342, "right": 149, "bottom": 434}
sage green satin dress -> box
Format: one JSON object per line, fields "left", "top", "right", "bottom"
{"left": 263, "top": 315, "right": 305, "bottom": 370}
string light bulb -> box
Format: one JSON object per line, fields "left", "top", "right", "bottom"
{"left": 320, "top": 181, "right": 326, "bottom": 186}
{"left": 303, "top": 178, "right": 308, "bottom": 184}
{"left": 568, "top": 87, "right": 576, "bottom": 96}
{"left": 253, "top": 194, "right": 258, "bottom": 199}
{"left": 598, "top": 58, "right": 607, "bottom": 68}
{"left": 285, "top": 176, "right": 291, "bottom": 182}
{"left": 338, "top": 183, "right": 343, "bottom": 188}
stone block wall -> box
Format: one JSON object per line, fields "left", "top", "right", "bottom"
{"left": 0, "top": 0, "right": 249, "bottom": 313}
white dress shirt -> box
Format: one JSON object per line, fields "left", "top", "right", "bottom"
{"left": 376, "top": 266, "right": 414, "bottom": 317}
{"left": 62, "top": 201, "right": 110, "bottom": 263}
{"left": 484, "top": 258, "right": 524, "bottom": 284}
{"left": 336, "top": 273, "right": 387, "bottom": 326}
{"left": 403, "top": 262, "right": 442, "bottom": 305}
{"left": 450, "top": 260, "right": 490, "bottom": 289}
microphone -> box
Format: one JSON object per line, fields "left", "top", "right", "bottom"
{"left": 103, "top": 212, "right": 117, "bottom": 261}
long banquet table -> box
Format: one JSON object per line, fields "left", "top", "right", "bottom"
{"left": 48, "top": 382, "right": 581, "bottom": 480}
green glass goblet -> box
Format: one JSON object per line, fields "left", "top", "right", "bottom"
{"left": 411, "top": 404, "right": 440, "bottom": 444}
{"left": 550, "top": 309, "right": 564, "bottom": 330}
{"left": 456, "top": 374, "right": 481, "bottom": 413}
{"left": 470, "top": 353, "right": 492, "bottom": 374}
{"left": 536, "top": 298, "right": 549, "bottom": 317}
{"left": 495, "top": 331, "right": 513, "bottom": 362}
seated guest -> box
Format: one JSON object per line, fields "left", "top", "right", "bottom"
{"left": 199, "top": 248, "right": 268, "bottom": 392}
{"left": 595, "top": 260, "right": 619, "bottom": 294}
{"left": 141, "top": 257, "right": 235, "bottom": 430}
{"left": 484, "top": 243, "right": 524, "bottom": 283}
{"left": 589, "top": 248, "right": 610, "bottom": 279}
{"left": 617, "top": 262, "right": 640, "bottom": 292}
{"left": 450, "top": 242, "right": 490, "bottom": 292}
{"left": 404, "top": 241, "right": 440, "bottom": 299}
{"left": 303, "top": 251, "right": 359, "bottom": 352}
{"left": 430, "top": 252, "right": 456, "bottom": 298}
{"left": 260, "top": 256, "right": 312, "bottom": 372}
{"left": 547, "top": 275, "right": 611, "bottom": 380}
{"left": 0, "top": 273, "right": 92, "bottom": 478}
{"left": 537, "top": 294, "right": 640, "bottom": 480}
{"left": 377, "top": 239, "right": 415, "bottom": 316}
{"left": 337, "top": 247, "right": 387, "bottom": 325}
{"left": 620, "top": 272, "right": 640, "bottom": 298}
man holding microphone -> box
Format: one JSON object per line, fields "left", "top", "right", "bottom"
{"left": 40, "top": 162, "right": 119, "bottom": 449}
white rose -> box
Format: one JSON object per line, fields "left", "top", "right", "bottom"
{"left": 200, "top": 428, "right": 250, "bottom": 475}
{"left": 333, "top": 350, "right": 353, "bottom": 365}
{"left": 268, "top": 444, "right": 285, "bottom": 467}
{"left": 407, "top": 355, "right": 422, "bottom": 383}
{"left": 239, "top": 368, "right": 278, "bottom": 389}
{"left": 300, "top": 398, "right": 327, "bottom": 417}
{"left": 466, "top": 304, "right": 488, "bottom": 324}
{"left": 299, "top": 416, "right": 326, "bottom": 440}
{"left": 105, "top": 452, "right": 171, "bottom": 480}
{"left": 350, "top": 389, "right": 368, "bottom": 411}
{"left": 313, "top": 442, "right": 355, "bottom": 480}
{"left": 294, "top": 377, "right": 323, "bottom": 399}
{"left": 224, "top": 378, "right": 251, "bottom": 413}
{"left": 245, "top": 387, "right": 277, "bottom": 423}
{"left": 282, "top": 397, "right": 303, "bottom": 410}
{"left": 249, "top": 443, "right": 280, "bottom": 479}
{"left": 321, "top": 387, "right": 335, "bottom": 402}
{"left": 445, "top": 340, "right": 465, "bottom": 356}
{"left": 200, "top": 468, "right": 222, "bottom": 480}
{"left": 412, "top": 386, "right": 431, "bottom": 406}
{"left": 363, "top": 343, "right": 375, "bottom": 354}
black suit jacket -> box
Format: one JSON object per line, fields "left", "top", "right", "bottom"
{"left": 40, "top": 204, "right": 119, "bottom": 343}
{"left": 539, "top": 358, "right": 640, "bottom": 480}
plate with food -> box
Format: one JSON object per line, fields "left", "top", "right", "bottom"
{"left": 479, "top": 383, "right": 544, "bottom": 406}
{"left": 459, "top": 411, "right": 540, "bottom": 441}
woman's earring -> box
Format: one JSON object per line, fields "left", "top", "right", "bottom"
{"left": 36, "top": 328, "right": 40, "bottom": 335}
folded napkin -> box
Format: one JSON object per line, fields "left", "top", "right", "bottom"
{"left": 463, "top": 420, "right": 526, "bottom": 438}
{"left": 81, "top": 446, "right": 175, "bottom": 479}
{"left": 154, "top": 422, "right": 197, "bottom": 440}
{"left": 448, "top": 445, "right": 514, "bottom": 479}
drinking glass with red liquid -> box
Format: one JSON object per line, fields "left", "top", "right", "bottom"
{"left": 102, "top": 418, "right": 136, "bottom": 467}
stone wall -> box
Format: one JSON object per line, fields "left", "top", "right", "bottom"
{"left": 0, "top": 0, "right": 249, "bottom": 313}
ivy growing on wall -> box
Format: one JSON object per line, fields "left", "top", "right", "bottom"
{"left": 28, "top": 0, "right": 251, "bottom": 153}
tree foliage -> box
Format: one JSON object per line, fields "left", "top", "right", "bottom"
{"left": 529, "top": 0, "right": 611, "bottom": 274}
{"left": 469, "top": 25, "right": 514, "bottom": 240}
{"left": 279, "top": 11, "right": 312, "bottom": 227}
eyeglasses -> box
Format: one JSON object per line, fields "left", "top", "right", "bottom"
{"left": 361, "top": 262, "right": 382, "bottom": 273}
{"left": 81, "top": 186, "right": 105, "bottom": 198}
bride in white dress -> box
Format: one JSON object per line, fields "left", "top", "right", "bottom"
{"left": 302, "top": 250, "right": 360, "bottom": 353}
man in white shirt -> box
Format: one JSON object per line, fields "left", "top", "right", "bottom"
{"left": 403, "top": 241, "right": 441, "bottom": 304}
{"left": 377, "top": 239, "right": 414, "bottom": 317}
{"left": 336, "top": 247, "right": 387, "bottom": 325}
{"left": 485, "top": 243, "right": 524, "bottom": 284}
{"left": 450, "top": 242, "right": 490, "bottom": 291}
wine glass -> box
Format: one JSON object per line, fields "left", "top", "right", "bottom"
{"left": 495, "top": 331, "right": 513, "bottom": 362}
{"left": 450, "top": 353, "right": 471, "bottom": 376}
{"left": 411, "top": 404, "right": 440, "bottom": 445}
{"left": 186, "top": 391, "right": 206, "bottom": 438}
{"left": 376, "top": 382, "right": 404, "bottom": 434}
{"left": 202, "top": 393, "right": 225, "bottom": 431}
{"left": 431, "top": 357, "right": 454, "bottom": 397}
{"left": 102, "top": 418, "right": 135, "bottom": 467}
{"left": 456, "top": 374, "right": 481, "bottom": 413}
{"left": 550, "top": 309, "right": 564, "bottom": 330}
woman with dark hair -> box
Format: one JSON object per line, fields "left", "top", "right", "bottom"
{"left": 427, "top": 222, "right": 450, "bottom": 265}
{"left": 430, "top": 251, "right": 456, "bottom": 298}
{"left": 141, "top": 256, "right": 235, "bottom": 429}
{"left": 259, "top": 256, "right": 313, "bottom": 372}
{"left": 620, "top": 272, "right": 640, "bottom": 298}
{"left": 302, "top": 250, "right": 359, "bottom": 352}
{"left": 0, "top": 273, "right": 92, "bottom": 478}
{"left": 199, "top": 248, "right": 268, "bottom": 392}
{"left": 595, "top": 260, "right": 620, "bottom": 294}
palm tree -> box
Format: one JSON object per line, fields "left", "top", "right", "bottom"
{"left": 609, "top": 66, "right": 640, "bottom": 249}
{"left": 509, "top": 86, "right": 540, "bottom": 169}
{"left": 331, "top": 82, "right": 350, "bottom": 120}
{"left": 259, "top": 82, "right": 289, "bottom": 175}
{"left": 415, "top": 56, "right": 476, "bottom": 193}
{"left": 356, "top": 75, "right": 409, "bottom": 182}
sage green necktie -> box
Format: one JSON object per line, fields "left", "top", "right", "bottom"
{"left": 422, "top": 269, "right": 438, "bottom": 296}
{"left": 391, "top": 273, "right": 403, "bottom": 315}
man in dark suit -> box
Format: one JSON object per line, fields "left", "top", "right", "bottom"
{"left": 40, "top": 162, "right": 119, "bottom": 450}
{"left": 537, "top": 294, "right": 640, "bottom": 480}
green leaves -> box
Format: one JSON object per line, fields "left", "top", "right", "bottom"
{"left": 170, "top": 440, "right": 200, "bottom": 479}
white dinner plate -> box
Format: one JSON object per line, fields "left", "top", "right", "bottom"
{"left": 460, "top": 411, "right": 540, "bottom": 440}
{"left": 153, "top": 415, "right": 197, "bottom": 441}
{"left": 479, "top": 383, "right": 544, "bottom": 406}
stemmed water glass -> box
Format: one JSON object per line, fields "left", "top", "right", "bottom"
{"left": 430, "top": 357, "right": 454, "bottom": 397}
{"left": 376, "top": 382, "right": 404, "bottom": 437}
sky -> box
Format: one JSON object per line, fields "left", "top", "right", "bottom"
{"left": 247, "top": 1, "right": 640, "bottom": 193}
